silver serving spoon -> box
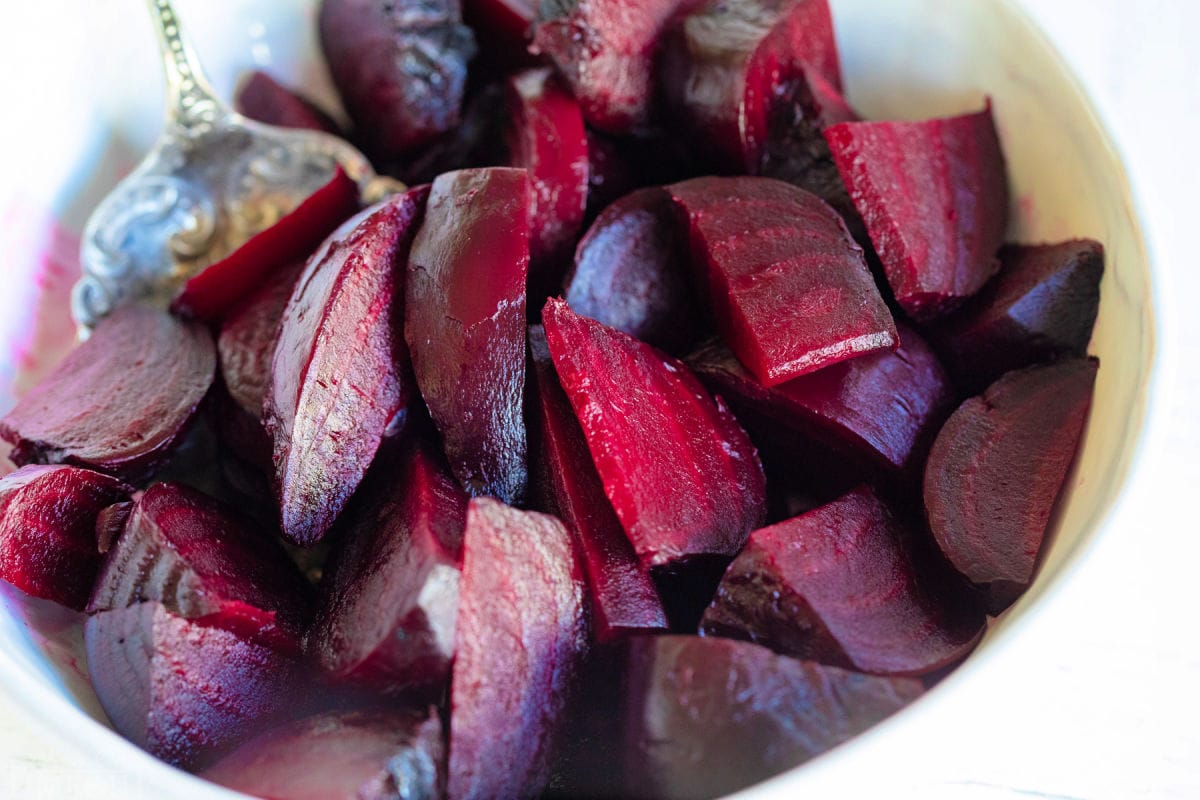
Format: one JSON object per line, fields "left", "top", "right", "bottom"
{"left": 71, "top": 0, "right": 399, "bottom": 331}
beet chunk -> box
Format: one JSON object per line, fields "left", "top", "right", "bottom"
{"left": 234, "top": 70, "right": 341, "bottom": 134}
{"left": 0, "top": 306, "right": 214, "bottom": 482}
{"left": 0, "top": 466, "right": 131, "bottom": 609}
{"left": 931, "top": 239, "right": 1104, "bottom": 393}
{"left": 406, "top": 168, "right": 530, "bottom": 503}
{"left": 202, "top": 708, "right": 443, "bottom": 800}
{"left": 266, "top": 189, "right": 427, "bottom": 546}
{"left": 448, "top": 498, "right": 587, "bottom": 800}
{"left": 825, "top": 104, "right": 1009, "bottom": 320}
{"left": 924, "top": 358, "right": 1098, "bottom": 611}
{"left": 669, "top": 176, "right": 897, "bottom": 386}
{"left": 623, "top": 636, "right": 924, "bottom": 799}
{"left": 542, "top": 298, "right": 765, "bottom": 570}
{"left": 391, "top": 82, "right": 511, "bottom": 186}
{"left": 564, "top": 187, "right": 701, "bottom": 355}
{"left": 464, "top": 0, "right": 537, "bottom": 69}
{"left": 307, "top": 441, "right": 467, "bottom": 692}
{"left": 319, "top": 0, "right": 476, "bottom": 161}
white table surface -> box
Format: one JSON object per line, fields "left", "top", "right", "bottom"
{"left": 1, "top": 1, "right": 1198, "bottom": 798}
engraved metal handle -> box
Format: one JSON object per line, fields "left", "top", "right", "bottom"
{"left": 144, "top": 0, "right": 228, "bottom": 133}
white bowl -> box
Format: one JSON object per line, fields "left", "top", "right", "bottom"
{"left": 0, "top": 0, "right": 1155, "bottom": 797}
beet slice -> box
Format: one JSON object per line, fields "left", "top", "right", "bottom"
{"left": 201, "top": 708, "right": 444, "bottom": 800}
{"left": 528, "top": 326, "right": 667, "bottom": 642}
{"left": 307, "top": 441, "right": 467, "bottom": 692}
{"left": 464, "top": 0, "right": 537, "bottom": 69}
{"left": 406, "top": 168, "right": 530, "bottom": 503}
{"left": 0, "top": 466, "right": 131, "bottom": 610}
{"left": 542, "top": 298, "right": 765, "bottom": 570}
{"left": 564, "top": 187, "right": 702, "bottom": 355}
{"left": 924, "top": 358, "right": 1098, "bottom": 611}
{"left": 319, "top": 0, "right": 476, "bottom": 160}
{"left": 931, "top": 239, "right": 1104, "bottom": 393}
{"left": 234, "top": 70, "right": 341, "bottom": 134}
{"left": 448, "top": 498, "right": 587, "bottom": 800}
{"left": 173, "top": 167, "right": 360, "bottom": 323}
{"left": 668, "top": 176, "right": 897, "bottom": 386}
{"left": 0, "top": 306, "right": 214, "bottom": 481}
{"left": 266, "top": 188, "right": 427, "bottom": 546}
{"left": 623, "top": 635, "right": 924, "bottom": 799}
{"left": 825, "top": 104, "right": 1009, "bottom": 320}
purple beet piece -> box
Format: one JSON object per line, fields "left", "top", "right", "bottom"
{"left": 392, "top": 82, "right": 511, "bottom": 186}
{"left": 542, "top": 298, "right": 765, "bottom": 570}
{"left": 925, "top": 358, "right": 1098, "bottom": 612}
{"left": 234, "top": 70, "right": 341, "bottom": 134}
{"left": 94, "top": 500, "right": 133, "bottom": 555}
{"left": 0, "top": 306, "right": 214, "bottom": 482}
{"left": 265, "top": 188, "right": 428, "bottom": 546}
{"left": 0, "top": 466, "right": 131, "bottom": 610}
{"left": 406, "top": 168, "right": 530, "bottom": 503}
{"left": 931, "top": 239, "right": 1105, "bottom": 393}
{"left": 307, "top": 441, "right": 467, "bottom": 692}
{"left": 202, "top": 708, "right": 443, "bottom": 800}
{"left": 564, "top": 187, "right": 701, "bottom": 355}
{"left": 623, "top": 635, "right": 924, "bottom": 799}
{"left": 464, "top": 0, "right": 537, "bottom": 69}
{"left": 448, "top": 498, "right": 587, "bottom": 800}
{"left": 668, "top": 176, "right": 897, "bottom": 386}
{"left": 528, "top": 326, "right": 667, "bottom": 642}
{"left": 319, "top": 0, "right": 476, "bottom": 160}
{"left": 825, "top": 104, "right": 1009, "bottom": 320}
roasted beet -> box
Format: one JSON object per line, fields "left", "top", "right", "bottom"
{"left": 392, "top": 82, "right": 511, "bottom": 186}
{"left": 406, "top": 168, "right": 530, "bottom": 503}
{"left": 319, "top": 0, "right": 476, "bottom": 160}
{"left": 0, "top": 466, "right": 131, "bottom": 609}
{"left": 669, "top": 176, "right": 897, "bottom": 386}
{"left": 448, "top": 498, "right": 587, "bottom": 800}
{"left": 542, "top": 298, "right": 765, "bottom": 570}
{"left": 825, "top": 104, "right": 1009, "bottom": 320}
{"left": 202, "top": 708, "right": 443, "bottom": 800}
{"left": 0, "top": 306, "right": 214, "bottom": 482}
{"left": 234, "top": 70, "right": 341, "bottom": 134}
{"left": 564, "top": 187, "right": 701, "bottom": 354}
{"left": 924, "top": 359, "right": 1098, "bottom": 611}
{"left": 464, "top": 0, "right": 537, "bottom": 69}
{"left": 266, "top": 189, "right": 427, "bottom": 546}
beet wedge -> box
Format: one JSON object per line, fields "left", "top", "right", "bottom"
{"left": 924, "top": 358, "right": 1099, "bottom": 612}
{"left": 266, "top": 188, "right": 427, "bottom": 546}
{"left": 669, "top": 176, "right": 897, "bottom": 386}
{"left": 529, "top": 326, "right": 667, "bottom": 642}
{"left": 825, "top": 104, "right": 1009, "bottom": 320}
{"left": 234, "top": 70, "right": 341, "bottom": 134}
{"left": 0, "top": 306, "right": 214, "bottom": 482}
{"left": 406, "top": 168, "right": 530, "bottom": 503}
{"left": 0, "top": 465, "right": 131, "bottom": 610}
{"left": 542, "top": 298, "right": 765, "bottom": 570}
{"left": 448, "top": 498, "right": 587, "bottom": 800}
{"left": 307, "top": 441, "right": 467, "bottom": 693}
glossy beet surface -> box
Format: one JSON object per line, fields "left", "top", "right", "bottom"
{"left": 669, "top": 176, "right": 897, "bottom": 386}
{"left": 0, "top": 306, "right": 214, "bottom": 482}
{"left": 0, "top": 466, "right": 131, "bottom": 609}
{"left": 448, "top": 498, "right": 587, "bottom": 800}
{"left": 406, "top": 168, "right": 530, "bottom": 503}
{"left": 266, "top": 189, "right": 427, "bottom": 546}
{"left": 826, "top": 104, "right": 1009, "bottom": 320}
{"left": 925, "top": 359, "right": 1099, "bottom": 612}
{"left": 542, "top": 299, "right": 765, "bottom": 569}
{"left": 234, "top": 70, "right": 340, "bottom": 133}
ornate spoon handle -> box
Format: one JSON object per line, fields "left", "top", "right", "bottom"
{"left": 145, "top": 0, "right": 228, "bottom": 132}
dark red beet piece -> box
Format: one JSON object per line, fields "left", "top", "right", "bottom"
{"left": 0, "top": 306, "right": 214, "bottom": 482}
{"left": 391, "top": 82, "right": 511, "bottom": 186}
{"left": 406, "top": 168, "right": 529, "bottom": 503}
{"left": 173, "top": 168, "right": 359, "bottom": 323}
{"left": 319, "top": 0, "right": 476, "bottom": 160}
{"left": 542, "top": 298, "right": 765, "bottom": 570}
{"left": 234, "top": 70, "right": 341, "bottom": 134}
{"left": 202, "top": 708, "right": 443, "bottom": 800}
{"left": 924, "top": 358, "right": 1098, "bottom": 612}
{"left": 448, "top": 498, "right": 587, "bottom": 800}
{"left": 307, "top": 441, "right": 467, "bottom": 692}
{"left": 0, "top": 466, "right": 131, "bottom": 610}
{"left": 669, "top": 176, "right": 897, "bottom": 386}
{"left": 825, "top": 104, "right": 1009, "bottom": 320}
{"left": 931, "top": 239, "right": 1104, "bottom": 393}
{"left": 564, "top": 187, "right": 701, "bottom": 355}
{"left": 464, "top": 0, "right": 537, "bottom": 69}
{"left": 623, "top": 636, "right": 923, "bottom": 799}
{"left": 266, "top": 188, "right": 427, "bottom": 546}
{"left": 528, "top": 326, "right": 667, "bottom": 642}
